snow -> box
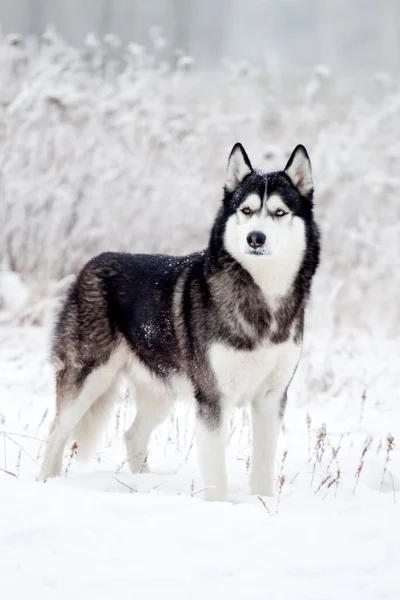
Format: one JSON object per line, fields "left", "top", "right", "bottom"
{"left": 0, "top": 325, "right": 399, "bottom": 599}
{"left": 1, "top": 477, "right": 398, "bottom": 600}
{"left": 0, "top": 30, "right": 399, "bottom": 599}
{"left": 0, "top": 271, "right": 29, "bottom": 319}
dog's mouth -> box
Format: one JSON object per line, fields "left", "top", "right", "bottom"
{"left": 246, "top": 247, "right": 270, "bottom": 256}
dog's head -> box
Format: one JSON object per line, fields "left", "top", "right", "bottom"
{"left": 222, "top": 143, "right": 314, "bottom": 264}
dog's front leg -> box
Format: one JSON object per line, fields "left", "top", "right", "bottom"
{"left": 250, "top": 388, "right": 286, "bottom": 497}
{"left": 196, "top": 400, "right": 227, "bottom": 502}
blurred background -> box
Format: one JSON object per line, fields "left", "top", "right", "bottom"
{"left": 0, "top": 1, "right": 399, "bottom": 407}
{"left": 1, "top": 0, "right": 400, "bottom": 75}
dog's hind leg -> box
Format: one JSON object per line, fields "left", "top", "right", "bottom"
{"left": 124, "top": 381, "right": 174, "bottom": 473}
{"left": 40, "top": 368, "right": 79, "bottom": 481}
{"left": 40, "top": 354, "right": 122, "bottom": 481}
{"left": 72, "top": 376, "right": 122, "bottom": 462}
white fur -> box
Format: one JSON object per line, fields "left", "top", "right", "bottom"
{"left": 123, "top": 367, "right": 184, "bottom": 473}
{"left": 239, "top": 193, "right": 261, "bottom": 212}
{"left": 123, "top": 346, "right": 193, "bottom": 472}
{"left": 224, "top": 193, "right": 306, "bottom": 305}
{"left": 196, "top": 417, "right": 228, "bottom": 502}
{"left": 209, "top": 339, "right": 300, "bottom": 408}
{"left": 73, "top": 378, "right": 122, "bottom": 462}
{"left": 40, "top": 349, "right": 126, "bottom": 480}
{"left": 40, "top": 343, "right": 183, "bottom": 481}
{"left": 250, "top": 387, "right": 286, "bottom": 496}
{"left": 208, "top": 339, "right": 301, "bottom": 498}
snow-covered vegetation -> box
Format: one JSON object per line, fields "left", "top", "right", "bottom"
{"left": 0, "top": 31, "right": 399, "bottom": 335}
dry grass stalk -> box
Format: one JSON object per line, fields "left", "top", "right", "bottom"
{"left": 115, "top": 406, "right": 121, "bottom": 438}
{"left": 257, "top": 495, "right": 271, "bottom": 515}
{"left": 175, "top": 414, "right": 181, "bottom": 452}
{"left": 64, "top": 441, "right": 78, "bottom": 477}
{"left": 240, "top": 409, "right": 252, "bottom": 450}
{"left": 310, "top": 423, "right": 327, "bottom": 488}
{"left": 122, "top": 388, "right": 130, "bottom": 435}
{"left": 191, "top": 486, "right": 210, "bottom": 498}
{"left": 353, "top": 435, "right": 373, "bottom": 495}
{"left": 359, "top": 389, "right": 367, "bottom": 428}
{"left": 306, "top": 413, "right": 312, "bottom": 461}
{"left": 115, "top": 457, "right": 127, "bottom": 473}
{"left": 5, "top": 433, "right": 41, "bottom": 467}
{"left": 35, "top": 410, "right": 50, "bottom": 459}
{"left": 315, "top": 474, "right": 334, "bottom": 495}
{"left": 326, "top": 440, "right": 342, "bottom": 472}
{"left": 34, "top": 409, "right": 48, "bottom": 438}
{"left": 276, "top": 475, "right": 286, "bottom": 513}
{"left": 326, "top": 468, "right": 341, "bottom": 498}
{"left": 3, "top": 432, "right": 6, "bottom": 476}
{"left": 228, "top": 412, "right": 237, "bottom": 444}
{"left": 276, "top": 450, "right": 288, "bottom": 491}
{"left": 140, "top": 452, "right": 149, "bottom": 473}
{"left": 2, "top": 431, "right": 45, "bottom": 443}
{"left": 113, "top": 475, "right": 138, "bottom": 494}
{"left": 315, "top": 436, "right": 343, "bottom": 496}
{"left": 15, "top": 448, "right": 22, "bottom": 478}
{"left": 184, "top": 431, "right": 195, "bottom": 465}
{"left": 380, "top": 434, "right": 395, "bottom": 492}
{"left": 0, "top": 466, "right": 16, "bottom": 477}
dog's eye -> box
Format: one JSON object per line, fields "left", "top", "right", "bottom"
{"left": 275, "top": 209, "right": 286, "bottom": 217}
{"left": 241, "top": 207, "right": 251, "bottom": 216}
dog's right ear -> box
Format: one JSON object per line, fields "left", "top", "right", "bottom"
{"left": 224, "top": 143, "right": 253, "bottom": 194}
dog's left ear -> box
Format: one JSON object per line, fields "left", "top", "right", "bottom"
{"left": 225, "top": 143, "right": 253, "bottom": 193}
{"left": 284, "top": 145, "right": 313, "bottom": 196}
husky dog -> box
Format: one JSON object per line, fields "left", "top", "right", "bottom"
{"left": 40, "top": 144, "right": 320, "bottom": 501}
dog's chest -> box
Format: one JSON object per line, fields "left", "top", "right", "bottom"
{"left": 209, "top": 338, "right": 300, "bottom": 404}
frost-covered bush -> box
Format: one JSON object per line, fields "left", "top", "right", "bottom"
{"left": 0, "top": 30, "right": 399, "bottom": 344}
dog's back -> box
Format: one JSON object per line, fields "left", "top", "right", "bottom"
{"left": 53, "top": 251, "right": 201, "bottom": 381}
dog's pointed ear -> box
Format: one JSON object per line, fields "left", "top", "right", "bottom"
{"left": 225, "top": 143, "right": 253, "bottom": 193}
{"left": 284, "top": 145, "right": 313, "bottom": 196}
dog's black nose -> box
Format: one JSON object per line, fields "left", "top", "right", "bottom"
{"left": 247, "top": 231, "right": 266, "bottom": 248}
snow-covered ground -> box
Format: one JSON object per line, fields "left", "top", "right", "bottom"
{"left": 1, "top": 325, "right": 399, "bottom": 599}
